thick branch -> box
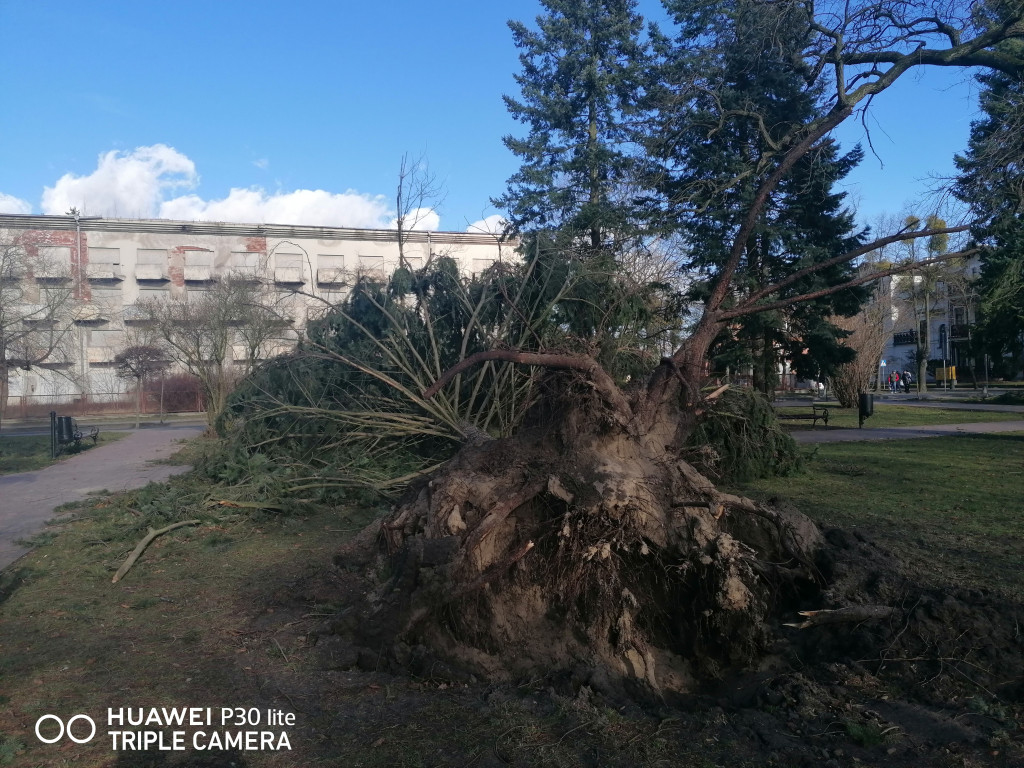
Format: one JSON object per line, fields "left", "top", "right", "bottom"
{"left": 842, "top": 38, "right": 1024, "bottom": 79}
{"left": 696, "top": 104, "right": 856, "bottom": 331}
{"left": 737, "top": 224, "right": 971, "bottom": 311}
{"left": 718, "top": 249, "right": 980, "bottom": 322}
{"left": 112, "top": 520, "right": 201, "bottom": 583}
{"left": 784, "top": 605, "right": 896, "bottom": 630}
{"left": 670, "top": 9, "right": 1024, "bottom": 369}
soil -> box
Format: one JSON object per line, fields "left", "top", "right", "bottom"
{"left": 202, "top": 523, "right": 1024, "bottom": 767}
{"left": 251, "top": 378, "right": 1024, "bottom": 767}
{"left": 58, "top": 512, "right": 1023, "bottom": 768}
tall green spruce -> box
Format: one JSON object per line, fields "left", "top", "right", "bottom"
{"left": 496, "top": 0, "right": 649, "bottom": 249}
{"left": 650, "top": 0, "right": 868, "bottom": 392}
{"left": 495, "top": 0, "right": 675, "bottom": 379}
{"left": 954, "top": 70, "right": 1024, "bottom": 377}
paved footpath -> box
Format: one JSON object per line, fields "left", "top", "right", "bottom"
{"left": 2, "top": 407, "right": 1022, "bottom": 570}
{"left": 792, "top": 418, "right": 1024, "bottom": 444}
{"left": 0, "top": 425, "right": 204, "bottom": 571}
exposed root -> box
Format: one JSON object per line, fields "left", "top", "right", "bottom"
{"left": 332, "top": 385, "right": 833, "bottom": 695}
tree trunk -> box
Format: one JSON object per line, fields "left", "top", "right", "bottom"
{"left": 0, "top": 365, "right": 8, "bottom": 434}
{"left": 135, "top": 379, "right": 142, "bottom": 430}
{"left": 337, "top": 369, "right": 824, "bottom": 694}
{"left": 919, "top": 295, "right": 931, "bottom": 392}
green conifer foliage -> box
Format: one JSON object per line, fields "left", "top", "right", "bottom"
{"left": 651, "top": 0, "right": 869, "bottom": 391}
{"left": 954, "top": 70, "right": 1024, "bottom": 374}
{"left": 495, "top": 0, "right": 651, "bottom": 250}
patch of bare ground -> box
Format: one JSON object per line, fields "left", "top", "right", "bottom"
{"left": 273, "top": 521, "right": 1020, "bottom": 767}
{"left": 1, "top": 473, "right": 1022, "bottom": 766}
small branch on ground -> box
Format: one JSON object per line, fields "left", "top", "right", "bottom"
{"left": 112, "top": 520, "right": 201, "bottom": 583}
{"left": 784, "top": 605, "right": 896, "bottom": 629}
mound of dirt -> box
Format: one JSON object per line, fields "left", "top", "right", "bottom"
{"left": 295, "top": 519, "right": 1024, "bottom": 765}
{"left": 297, "top": 374, "right": 1024, "bottom": 763}
{"left": 331, "top": 416, "right": 824, "bottom": 696}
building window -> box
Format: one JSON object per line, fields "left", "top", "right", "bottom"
{"left": 35, "top": 245, "right": 72, "bottom": 279}
{"left": 317, "top": 254, "right": 346, "bottom": 284}
{"left": 183, "top": 250, "right": 213, "bottom": 282}
{"left": 137, "top": 249, "right": 167, "bottom": 265}
{"left": 87, "top": 247, "right": 122, "bottom": 280}
{"left": 136, "top": 249, "right": 168, "bottom": 280}
{"left": 472, "top": 257, "right": 495, "bottom": 274}
{"left": 230, "top": 251, "right": 262, "bottom": 282}
{"left": 357, "top": 254, "right": 384, "bottom": 277}
{"left": 138, "top": 285, "right": 167, "bottom": 301}
{"left": 37, "top": 245, "right": 72, "bottom": 261}
{"left": 274, "top": 252, "right": 304, "bottom": 284}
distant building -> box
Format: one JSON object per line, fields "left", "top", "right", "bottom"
{"left": 0, "top": 213, "right": 511, "bottom": 412}
{"left": 878, "top": 258, "right": 982, "bottom": 384}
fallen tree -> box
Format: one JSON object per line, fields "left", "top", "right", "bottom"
{"left": 316, "top": 1, "right": 1024, "bottom": 695}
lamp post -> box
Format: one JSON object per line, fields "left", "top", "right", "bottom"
{"left": 66, "top": 207, "right": 90, "bottom": 405}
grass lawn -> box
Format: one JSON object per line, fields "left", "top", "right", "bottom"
{"left": 0, "top": 432, "right": 129, "bottom": 475}
{"left": 735, "top": 431, "right": 1024, "bottom": 598}
{"left": 784, "top": 403, "right": 1024, "bottom": 430}
{"left": 0, "top": 433, "right": 1021, "bottom": 765}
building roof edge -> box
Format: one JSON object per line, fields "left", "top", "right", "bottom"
{"left": 0, "top": 214, "right": 513, "bottom": 246}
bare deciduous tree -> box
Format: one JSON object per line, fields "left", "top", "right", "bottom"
{"left": 113, "top": 344, "right": 170, "bottom": 429}
{"left": 143, "top": 278, "right": 293, "bottom": 426}
{"left": 395, "top": 152, "right": 446, "bottom": 271}
{"left": 828, "top": 299, "right": 891, "bottom": 406}
{"left": 0, "top": 237, "right": 78, "bottom": 430}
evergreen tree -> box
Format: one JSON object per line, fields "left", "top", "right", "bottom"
{"left": 495, "top": 0, "right": 675, "bottom": 380}
{"left": 650, "top": 0, "right": 869, "bottom": 391}
{"left": 954, "top": 70, "right": 1024, "bottom": 376}
{"left": 495, "top": 0, "right": 650, "bottom": 250}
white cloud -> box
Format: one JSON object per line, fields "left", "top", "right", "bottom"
{"left": 32, "top": 144, "right": 411, "bottom": 229}
{"left": 159, "top": 187, "right": 394, "bottom": 228}
{"left": 467, "top": 214, "right": 507, "bottom": 235}
{"left": 0, "top": 193, "right": 32, "bottom": 214}
{"left": 41, "top": 144, "right": 197, "bottom": 218}
{"left": 252, "top": 158, "right": 269, "bottom": 170}
{"left": 391, "top": 207, "right": 441, "bottom": 232}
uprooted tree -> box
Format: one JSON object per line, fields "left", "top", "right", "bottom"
{"left": 237, "top": 0, "right": 1024, "bottom": 694}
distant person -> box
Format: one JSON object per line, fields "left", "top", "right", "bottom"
{"left": 902, "top": 370, "right": 912, "bottom": 393}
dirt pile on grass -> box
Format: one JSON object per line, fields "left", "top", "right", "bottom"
{"left": 304, "top": 519, "right": 1024, "bottom": 766}
{"left": 301, "top": 376, "right": 1024, "bottom": 763}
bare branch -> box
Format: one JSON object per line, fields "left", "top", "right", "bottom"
{"left": 719, "top": 248, "right": 980, "bottom": 322}
{"left": 735, "top": 224, "right": 971, "bottom": 311}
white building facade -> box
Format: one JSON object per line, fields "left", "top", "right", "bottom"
{"left": 0, "top": 214, "right": 511, "bottom": 414}
{"left": 877, "top": 259, "right": 982, "bottom": 385}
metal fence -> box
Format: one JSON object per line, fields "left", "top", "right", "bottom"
{"left": 3, "top": 386, "right": 206, "bottom": 420}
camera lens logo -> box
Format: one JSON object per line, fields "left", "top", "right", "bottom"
{"left": 35, "top": 714, "right": 97, "bottom": 744}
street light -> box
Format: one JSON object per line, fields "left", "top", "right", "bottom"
{"left": 66, "top": 208, "right": 88, "bottom": 400}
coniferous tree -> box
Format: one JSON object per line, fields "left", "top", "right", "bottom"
{"left": 649, "top": 0, "right": 869, "bottom": 391}
{"left": 954, "top": 71, "right": 1024, "bottom": 376}
{"left": 495, "top": 0, "right": 650, "bottom": 250}
{"left": 495, "top": 0, "right": 674, "bottom": 379}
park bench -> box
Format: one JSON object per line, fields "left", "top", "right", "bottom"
{"left": 50, "top": 412, "right": 100, "bottom": 457}
{"left": 774, "top": 401, "right": 830, "bottom": 427}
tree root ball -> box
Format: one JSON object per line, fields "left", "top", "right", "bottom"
{"left": 334, "top": 399, "right": 827, "bottom": 697}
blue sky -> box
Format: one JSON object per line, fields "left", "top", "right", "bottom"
{"left": 0, "top": 0, "right": 985, "bottom": 234}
